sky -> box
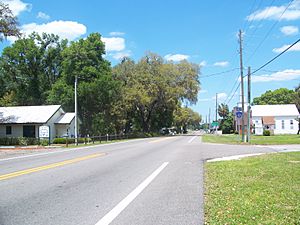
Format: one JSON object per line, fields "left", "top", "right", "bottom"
{"left": 1, "top": 0, "right": 300, "bottom": 122}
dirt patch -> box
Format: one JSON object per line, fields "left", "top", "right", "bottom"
{"left": 0, "top": 146, "right": 61, "bottom": 160}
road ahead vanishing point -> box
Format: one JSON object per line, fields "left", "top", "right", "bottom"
{"left": 0, "top": 136, "right": 275, "bottom": 225}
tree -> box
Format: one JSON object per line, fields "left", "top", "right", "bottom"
{"left": 47, "top": 33, "right": 120, "bottom": 135}
{"left": 0, "top": 33, "right": 67, "bottom": 106}
{"left": 113, "top": 53, "right": 200, "bottom": 133}
{"left": 253, "top": 88, "right": 295, "bottom": 105}
{"left": 219, "top": 112, "right": 234, "bottom": 134}
{"left": 173, "top": 106, "right": 201, "bottom": 132}
{"left": 0, "top": 2, "right": 21, "bottom": 41}
{"left": 294, "top": 83, "right": 300, "bottom": 112}
{"left": 218, "top": 103, "right": 229, "bottom": 118}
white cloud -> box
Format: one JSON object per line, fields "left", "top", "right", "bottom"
{"left": 280, "top": 25, "right": 299, "bottom": 36}
{"left": 102, "top": 37, "right": 125, "bottom": 52}
{"left": 272, "top": 42, "right": 300, "bottom": 53}
{"left": 8, "top": 20, "right": 87, "bottom": 43}
{"left": 109, "top": 31, "right": 125, "bottom": 36}
{"left": 37, "top": 11, "right": 50, "bottom": 20}
{"left": 199, "top": 60, "right": 207, "bottom": 67}
{"left": 201, "top": 93, "right": 228, "bottom": 102}
{"left": 164, "top": 54, "right": 190, "bottom": 62}
{"left": 247, "top": 0, "right": 300, "bottom": 21}
{"left": 111, "top": 51, "right": 131, "bottom": 60}
{"left": 2, "top": 0, "right": 31, "bottom": 16}
{"left": 252, "top": 69, "right": 300, "bottom": 83}
{"left": 18, "top": 21, "right": 86, "bottom": 41}
{"left": 213, "top": 61, "right": 229, "bottom": 67}
{"left": 216, "top": 92, "right": 227, "bottom": 100}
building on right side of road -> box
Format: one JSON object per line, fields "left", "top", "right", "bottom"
{"left": 251, "top": 104, "right": 300, "bottom": 135}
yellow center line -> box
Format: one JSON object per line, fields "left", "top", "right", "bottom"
{"left": 0, "top": 153, "right": 105, "bottom": 181}
{"left": 149, "top": 137, "right": 177, "bottom": 143}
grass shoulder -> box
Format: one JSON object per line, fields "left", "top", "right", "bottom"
{"left": 205, "top": 152, "right": 300, "bottom": 224}
{"left": 202, "top": 134, "right": 300, "bottom": 145}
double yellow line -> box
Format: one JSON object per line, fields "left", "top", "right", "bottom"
{"left": 149, "top": 137, "right": 176, "bottom": 143}
{"left": 0, "top": 153, "right": 105, "bottom": 181}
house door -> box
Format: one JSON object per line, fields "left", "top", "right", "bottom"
{"left": 23, "top": 125, "right": 36, "bottom": 138}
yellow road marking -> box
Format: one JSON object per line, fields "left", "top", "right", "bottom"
{"left": 0, "top": 153, "right": 105, "bottom": 181}
{"left": 149, "top": 137, "right": 176, "bottom": 143}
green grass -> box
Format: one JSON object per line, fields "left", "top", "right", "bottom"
{"left": 205, "top": 152, "right": 300, "bottom": 225}
{"left": 202, "top": 134, "right": 300, "bottom": 145}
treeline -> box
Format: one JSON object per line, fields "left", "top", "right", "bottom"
{"left": 0, "top": 32, "right": 201, "bottom": 135}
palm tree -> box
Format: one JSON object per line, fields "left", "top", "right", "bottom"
{"left": 218, "top": 103, "right": 229, "bottom": 119}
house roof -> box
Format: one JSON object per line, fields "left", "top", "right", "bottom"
{"left": 0, "top": 105, "right": 62, "bottom": 124}
{"left": 252, "top": 104, "right": 299, "bottom": 117}
{"left": 262, "top": 116, "right": 275, "bottom": 125}
{"left": 55, "top": 113, "right": 75, "bottom": 124}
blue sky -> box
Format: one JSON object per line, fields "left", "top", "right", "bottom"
{"left": 1, "top": 0, "right": 300, "bottom": 121}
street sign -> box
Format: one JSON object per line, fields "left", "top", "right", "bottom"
{"left": 236, "top": 111, "right": 243, "bottom": 118}
{"left": 39, "top": 125, "right": 50, "bottom": 138}
{"left": 211, "top": 121, "right": 219, "bottom": 127}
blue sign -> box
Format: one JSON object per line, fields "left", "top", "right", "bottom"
{"left": 236, "top": 111, "right": 243, "bottom": 118}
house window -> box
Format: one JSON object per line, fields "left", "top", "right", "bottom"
{"left": 281, "top": 120, "right": 285, "bottom": 129}
{"left": 6, "top": 126, "right": 12, "bottom": 135}
{"left": 290, "top": 120, "right": 294, "bottom": 129}
{"left": 23, "top": 125, "right": 36, "bottom": 138}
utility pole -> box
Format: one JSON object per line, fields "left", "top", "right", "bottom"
{"left": 74, "top": 75, "right": 78, "bottom": 146}
{"left": 215, "top": 93, "right": 218, "bottom": 122}
{"left": 208, "top": 108, "right": 211, "bottom": 129}
{"left": 239, "top": 29, "right": 245, "bottom": 142}
{"left": 247, "top": 67, "right": 251, "bottom": 143}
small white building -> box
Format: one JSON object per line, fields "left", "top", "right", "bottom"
{"left": 0, "top": 105, "right": 76, "bottom": 141}
{"left": 252, "top": 104, "right": 299, "bottom": 135}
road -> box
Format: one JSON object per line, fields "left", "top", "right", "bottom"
{"left": 0, "top": 136, "right": 276, "bottom": 225}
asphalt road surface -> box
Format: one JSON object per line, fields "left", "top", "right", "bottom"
{"left": 0, "top": 136, "right": 276, "bottom": 225}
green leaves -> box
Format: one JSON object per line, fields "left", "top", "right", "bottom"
{"left": 253, "top": 88, "right": 296, "bottom": 105}
{"left": 0, "top": 2, "right": 21, "bottom": 41}
{"left": 0, "top": 33, "right": 66, "bottom": 105}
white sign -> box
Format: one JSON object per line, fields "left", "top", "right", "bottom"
{"left": 39, "top": 126, "right": 50, "bottom": 138}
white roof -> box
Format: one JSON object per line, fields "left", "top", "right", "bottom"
{"left": 0, "top": 105, "right": 62, "bottom": 124}
{"left": 252, "top": 104, "right": 299, "bottom": 117}
{"left": 55, "top": 113, "right": 75, "bottom": 124}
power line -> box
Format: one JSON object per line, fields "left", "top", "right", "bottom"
{"left": 246, "top": 0, "right": 294, "bottom": 63}
{"left": 251, "top": 38, "right": 300, "bottom": 75}
{"left": 243, "top": 0, "right": 263, "bottom": 34}
{"left": 223, "top": 73, "right": 241, "bottom": 104}
{"left": 226, "top": 81, "right": 241, "bottom": 105}
{"left": 244, "top": 0, "right": 275, "bottom": 51}
{"left": 200, "top": 68, "right": 239, "bottom": 78}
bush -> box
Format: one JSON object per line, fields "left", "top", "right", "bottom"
{"left": 39, "top": 139, "right": 49, "bottom": 146}
{"left": 0, "top": 137, "right": 39, "bottom": 146}
{"left": 52, "top": 137, "right": 91, "bottom": 144}
{"left": 263, "top": 130, "right": 271, "bottom": 136}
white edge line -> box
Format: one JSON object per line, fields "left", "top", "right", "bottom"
{"left": 0, "top": 138, "right": 146, "bottom": 162}
{"left": 95, "top": 162, "right": 169, "bottom": 225}
{"left": 188, "top": 136, "right": 197, "bottom": 143}
{"left": 207, "top": 153, "right": 266, "bottom": 162}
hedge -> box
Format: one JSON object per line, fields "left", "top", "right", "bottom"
{"left": 0, "top": 137, "right": 40, "bottom": 146}
{"left": 52, "top": 137, "right": 91, "bottom": 144}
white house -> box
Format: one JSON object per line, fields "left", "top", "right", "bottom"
{"left": 252, "top": 104, "right": 299, "bottom": 135}
{"left": 0, "top": 105, "right": 76, "bottom": 141}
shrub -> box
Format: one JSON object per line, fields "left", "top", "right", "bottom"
{"left": 263, "top": 130, "right": 271, "bottom": 136}
{"left": 39, "top": 139, "right": 49, "bottom": 146}
{"left": 0, "top": 137, "right": 39, "bottom": 146}
{"left": 52, "top": 137, "right": 91, "bottom": 144}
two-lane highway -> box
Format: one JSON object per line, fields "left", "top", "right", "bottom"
{"left": 0, "top": 136, "right": 275, "bottom": 225}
